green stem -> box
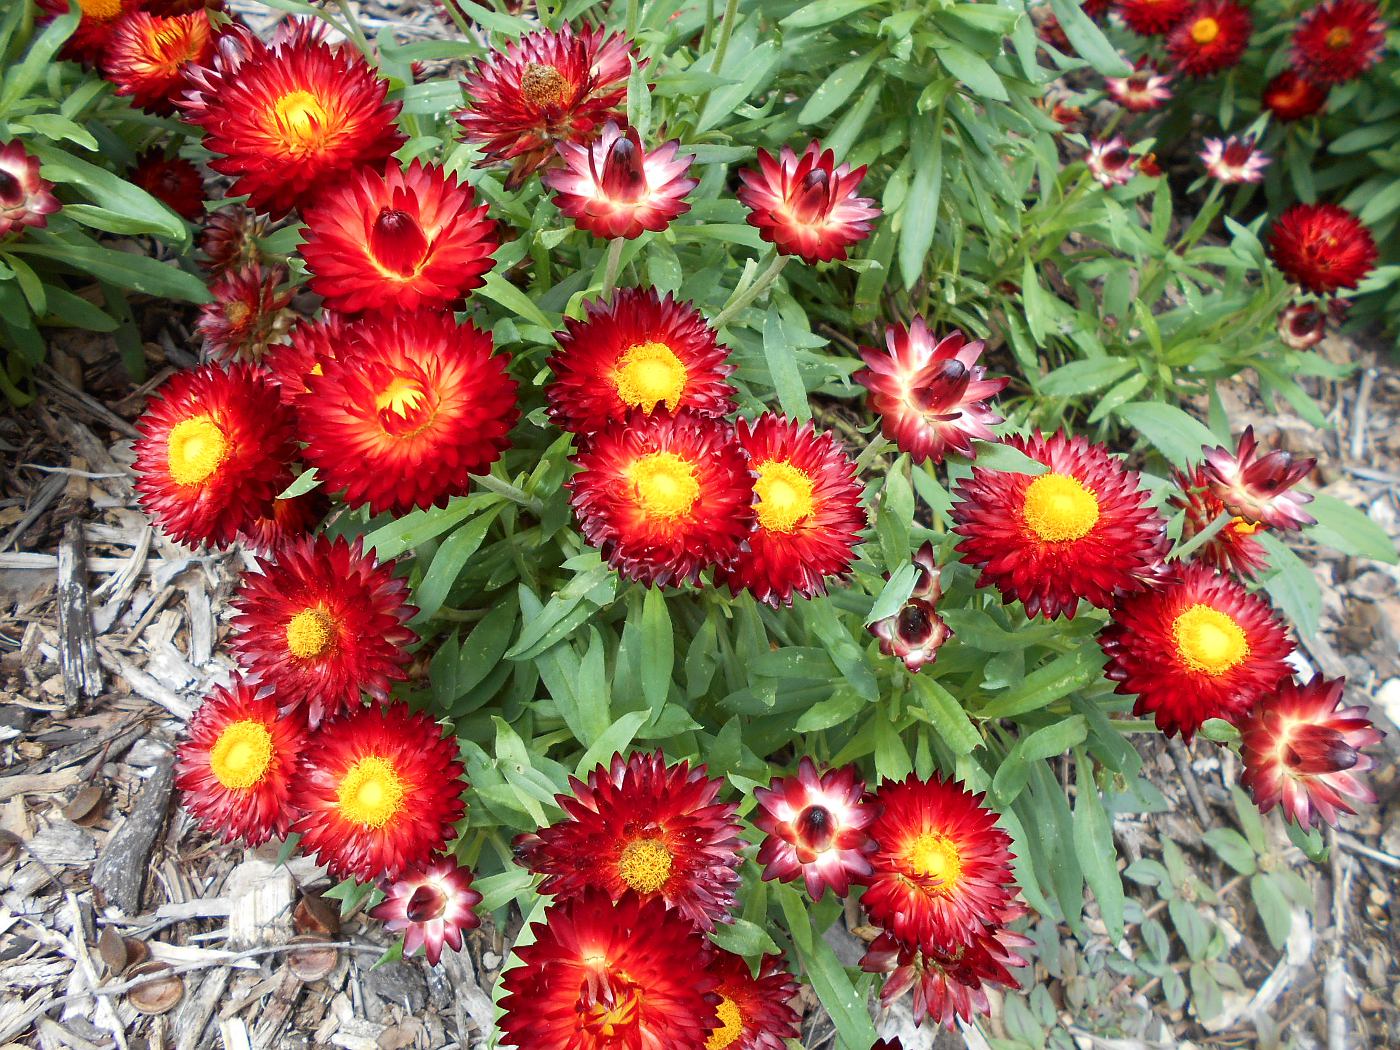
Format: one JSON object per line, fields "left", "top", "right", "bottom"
{"left": 439, "top": 0, "right": 474, "bottom": 40}
{"left": 335, "top": 0, "right": 374, "bottom": 63}
{"left": 700, "top": 0, "right": 716, "bottom": 49}
{"left": 1172, "top": 509, "right": 1232, "bottom": 562}
{"left": 472, "top": 473, "right": 543, "bottom": 515}
{"left": 600, "top": 237, "right": 625, "bottom": 298}
{"left": 625, "top": 0, "right": 640, "bottom": 38}
{"left": 698, "top": 0, "right": 740, "bottom": 112}
{"left": 852, "top": 430, "right": 888, "bottom": 474}
{"left": 711, "top": 252, "right": 790, "bottom": 328}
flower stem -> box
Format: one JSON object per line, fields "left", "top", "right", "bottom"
{"left": 472, "top": 472, "right": 543, "bottom": 515}
{"left": 711, "top": 252, "right": 790, "bottom": 328}
{"left": 335, "top": 0, "right": 374, "bottom": 63}
{"left": 1171, "top": 509, "right": 1231, "bottom": 562}
{"left": 600, "top": 237, "right": 625, "bottom": 299}
{"left": 852, "top": 430, "right": 888, "bottom": 474}
{"left": 698, "top": 0, "right": 740, "bottom": 113}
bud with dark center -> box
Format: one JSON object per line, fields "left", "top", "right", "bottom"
{"left": 0, "top": 170, "right": 20, "bottom": 207}
{"left": 599, "top": 131, "right": 647, "bottom": 202}
{"left": 789, "top": 166, "right": 832, "bottom": 224}
{"left": 370, "top": 208, "right": 429, "bottom": 277}
{"left": 796, "top": 805, "right": 835, "bottom": 852}
{"left": 911, "top": 359, "right": 972, "bottom": 418}
{"left": 1285, "top": 723, "right": 1360, "bottom": 775}
{"left": 405, "top": 884, "right": 448, "bottom": 924}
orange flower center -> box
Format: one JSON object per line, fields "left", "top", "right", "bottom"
{"left": 520, "top": 62, "right": 568, "bottom": 107}
{"left": 144, "top": 18, "right": 207, "bottom": 74}
{"left": 166, "top": 414, "right": 228, "bottom": 487}
{"left": 1229, "top": 516, "right": 1261, "bottom": 536}
{"left": 1326, "top": 26, "right": 1353, "bottom": 49}
{"left": 336, "top": 755, "right": 406, "bottom": 828}
{"left": 208, "top": 719, "right": 274, "bottom": 790}
{"left": 272, "top": 89, "right": 332, "bottom": 153}
{"left": 374, "top": 374, "right": 439, "bottom": 437}
{"left": 627, "top": 451, "right": 700, "bottom": 521}
{"left": 1172, "top": 604, "right": 1250, "bottom": 676}
{"left": 705, "top": 996, "right": 745, "bottom": 1049}
{"left": 1022, "top": 472, "right": 1100, "bottom": 541}
{"left": 285, "top": 606, "right": 336, "bottom": 660}
{"left": 78, "top": 0, "right": 123, "bottom": 20}
{"left": 614, "top": 342, "right": 688, "bottom": 413}
{"left": 906, "top": 832, "right": 963, "bottom": 892}
{"left": 753, "top": 459, "right": 816, "bottom": 533}
{"left": 618, "top": 837, "right": 673, "bottom": 894}
{"left": 580, "top": 977, "right": 644, "bottom": 1039}
{"left": 1190, "top": 16, "right": 1221, "bottom": 44}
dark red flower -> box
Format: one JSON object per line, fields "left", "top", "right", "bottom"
{"left": 0, "top": 141, "right": 61, "bottom": 237}
{"left": 753, "top": 758, "right": 876, "bottom": 900}
{"left": 262, "top": 313, "right": 352, "bottom": 407}
{"left": 131, "top": 150, "right": 204, "bottom": 220}
{"left": 198, "top": 205, "right": 268, "bottom": 276}
{"left": 38, "top": 0, "right": 140, "bottom": 66}
{"left": 371, "top": 855, "right": 482, "bottom": 965}
{"left": 870, "top": 542, "right": 954, "bottom": 672}
{"left": 103, "top": 8, "right": 215, "bottom": 114}
{"left": 1277, "top": 302, "right": 1327, "bottom": 350}
{"left": 195, "top": 263, "right": 293, "bottom": 364}
{"left": 1262, "top": 70, "right": 1328, "bottom": 120}
{"left": 737, "top": 141, "right": 880, "bottom": 263}
{"left": 1116, "top": 0, "right": 1192, "bottom": 35}
{"left": 1267, "top": 203, "right": 1378, "bottom": 296}
{"left": 544, "top": 122, "right": 697, "bottom": 239}
{"left": 235, "top": 489, "right": 328, "bottom": 555}
{"left": 703, "top": 950, "right": 801, "bottom": 1050}
{"left": 1201, "top": 426, "right": 1316, "bottom": 529}
{"left": 1291, "top": 0, "right": 1387, "bottom": 84}
{"left": 1166, "top": 0, "right": 1252, "bottom": 76}
{"left": 1168, "top": 466, "right": 1270, "bottom": 579}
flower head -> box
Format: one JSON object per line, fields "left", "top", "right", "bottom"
{"left": 371, "top": 855, "right": 482, "bottom": 965}
{"left": 1116, "top": 0, "right": 1192, "bottom": 35}
{"left": 39, "top": 0, "right": 140, "bottom": 66}
{"left": 103, "top": 8, "right": 214, "bottom": 114}
{"left": 1167, "top": 0, "right": 1253, "bottom": 76}
{"left": 236, "top": 490, "right": 328, "bottom": 555}
{"left": 737, "top": 142, "right": 880, "bottom": 263}
{"left": 134, "top": 363, "right": 296, "bottom": 548}
{"left": 498, "top": 891, "right": 719, "bottom": 1050}
{"left": 1100, "top": 563, "right": 1295, "bottom": 739}
{"left": 753, "top": 758, "right": 876, "bottom": 900}
{"left": 544, "top": 122, "right": 697, "bottom": 239}
{"left": 1277, "top": 301, "right": 1328, "bottom": 350}
{"left": 230, "top": 535, "right": 417, "bottom": 726}
{"left": 1262, "top": 70, "right": 1328, "bottom": 120}
{"left": 1200, "top": 135, "right": 1269, "bottom": 184}
{"left": 703, "top": 950, "right": 801, "bottom": 1050}
{"left": 863, "top": 774, "right": 1018, "bottom": 951}
{"left": 198, "top": 205, "right": 268, "bottom": 276}
{"left": 299, "top": 310, "right": 519, "bottom": 515}
{"left": 1240, "top": 677, "right": 1384, "bottom": 830}
{"left": 175, "top": 676, "right": 305, "bottom": 845}
{"left": 290, "top": 703, "right": 466, "bottom": 881}
{"left": 0, "top": 141, "right": 61, "bottom": 237}
{"left": 514, "top": 751, "right": 742, "bottom": 931}
{"left": 546, "top": 288, "right": 735, "bottom": 435}
{"left": 567, "top": 409, "right": 755, "bottom": 587}
{"left": 1168, "top": 466, "right": 1270, "bottom": 579}
{"left": 179, "top": 31, "right": 404, "bottom": 217}
{"left": 856, "top": 319, "right": 1007, "bottom": 465}
{"left": 196, "top": 262, "right": 292, "bottom": 363}
{"left": 951, "top": 431, "right": 1169, "bottom": 619}
{"left": 263, "top": 313, "right": 352, "bottom": 407}
{"left": 1291, "top": 0, "right": 1386, "bottom": 84}
{"left": 1105, "top": 58, "right": 1175, "bottom": 110}
{"left": 300, "top": 159, "right": 497, "bottom": 315}
{"left": 457, "top": 24, "right": 635, "bottom": 188}
{"left": 1201, "top": 426, "right": 1315, "bottom": 529}
{"left": 1086, "top": 137, "right": 1138, "bottom": 187}
{"left": 715, "top": 414, "right": 865, "bottom": 606}
{"left": 131, "top": 150, "right": 204, "bottom": 220}
{"left": 870, "top": 542, "right": 954, "bottom": 672}
{"left": 1267, "top": 203, "right": 1378, "bottom": 296}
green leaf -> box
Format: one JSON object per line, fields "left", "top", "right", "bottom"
{"left": 791, "top": 929, "right": 878, "bottom": 1049}
{"left": 455, "top": 601, "right": 518, "bottom": 699}
{"left": 574, "top": 711, "right": 649, "bottom": 776}
{"left": 1307, "top": 493, "right": 1398, "bottom": 564}
{"left": 277, "top": 469, "right": 320, "bottom": 500}
{"left": 794, "top": 691, "right": 870, "bottom": 732}
{"left": 976, "top": 646, "right": 1104, "bottom": 719}
{"left": 992, "top": 716, "right": 1088, "bottom": 804}
{"left": 1074, "top": 753, "right": 1125, "bottom": 940}
{"left": 761, "top": 307, "right": 810, "bottom": 422}
{"left": 909, "top": 676, "right": 981, "bottom": 754}
{"left": 799, "top": 51, "right": 877, "bottom": 125}
{"left": 1047, "top": 0, "right": 1131, "bottom": 75}
{"left": 1258, "top": 533, "right": 1322, "bottom": 637}
{"left": 1039, "top": 358, "right": 1136, "bottom": 398}
{"left": 478, "top": 270, "right": 553, "bottom": 329}
{"left": 26, "top": 144, "right": 186, "bottom": 242}
{"left": 935, "top": 45, "right": 1008, "bottom": 101}
{"left": 506, "top": 563, "right": 615, "bottom": 660}
{"left": 1116, "top": 401, "right": 1217, "bottom": 467}
{"left": 413, "top": 508, "right": 500, "bottom": 622}
{"left": 780, "top": 0, "right": 881, "bottom": 28}
{"left": 865, "top": 562, "right": 918, "bottom": 625}
{"left": 12, "top": 243, "right": 209, "bottom": 302}
{"left": 709, "top": 918, "right": 780, "bottom": 958}
{"left": 897, "top": 123, "right": 942, "bottom": 288}
{"left": 970, "top": 440, "right": 1049, "bottom": 475}
{"left": 1250, "top": 873, "right": 1293, "bottom": 950}
{"left": 362, "top": 493, "right": 493, "bottom": 559}
{"left": 0, "top": 6, "right": 79, "bottom": 113}
{"left": 1203, "top": 828, "right": 1257, "bottom": 876}
{"left": 639, "top": 588, "right": 674, "bottom": 716}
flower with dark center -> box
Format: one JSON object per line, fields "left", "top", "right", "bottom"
{"left": 737, "top": 141, "right": 879, "bottom": 263}
{"left": 753, "top": 758, "right": 876, "bottom": 900}
{"left": 543, "top": 122, "right": 697, "bottom": 239}
{"left": 0, "top": 141, "right": 60, "bottom": 237}
{"left": 1201, "top": 425, "right": 1316, "bottom": 529}
{"left": 1199, "top": 135, "right": 1269, "bottom": 184}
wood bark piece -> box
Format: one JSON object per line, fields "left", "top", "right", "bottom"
{"left": 56, "top": 522, "right": 103, "bottom": 710}
{"left": 92, "top": 757, "right": 174, "bottom": 915}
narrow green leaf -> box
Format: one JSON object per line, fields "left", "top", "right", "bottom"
{"left": 897, "top": 123, "right": 942, "bottom": 288}
{"left": 1307, "top": 493, "right": 1398, "bottom": 564}
{"left": 413, "top": 509, "right": 499, "bottom": 621}
{"left": 1116, "top": 401, "right": 1218, "bottom": 467}
{"left": 1048, "top": 0, "right": 1131, "bottom": 75}
{"left": 865, "top": 562, "right": 919, "bottom": 625}
{"left": 977, "top": 646, "right": 1104, "bottom": 719}
{"left": 761, "top": 307, "right": 810, "bottom": 422}
{"left": 909, "top": 676, "right": 981, "bottom": 754}
{"left": 277, "top": 469, "right": 320, "bottom": 500}
{"left": 574, "top": 711, "right": 649, "bottom": 776}
{"left": 992, "top": 716, "right": 1088, "bottom": 804}
{"left": 639, "top": 588, "right": 674, "bottom": 715}
{"left": 1073, "top": 752, "right": 1125, "bottom": 940}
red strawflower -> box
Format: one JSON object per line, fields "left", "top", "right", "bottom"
{"left": 1167, "top": 0, "right": 1252, "bottom": 76}
{"left": 179, "top": 30, "right": 404, "bottom": 218}
{"left": 198, "top": 205, "right": 268, "bottom": 276}
{"left": 300, "top": 159, "right": 497, "bottom": 315}
{"left": 1116, "top": 0, "right": 1191, "bottom": 35}
{"left": 951, "top": 431, "right": 1169, "bottom": 619}
{"left": 498, "top": 891, "right": 719, "bottom": 1050}
{"left": 174, "top": 676, "right": 305, "bottom": 846}
{"left": 1278, "top": 301, "right": 1328, "bottom": 350}
{"left": 133, "top": 363, "right": 295, "bottom": 548}
{"left": 298, "top": 310, "right": 519, "bottom": 515}
{"left": 1099, "top": 563, "right": 1295, "bottom": 739}
{"left": 131, "top": 150, "right": 203, "bottom": 220}
{"left": 543, "top": 122, "right": 697, "bottom": 239}
{"left": 703, "top": 950, "right": 801, "bottom": 1050}
{"left": 456, "top": 23, "right": 636, "bottom": 188}
{"left": 1240, "top": 677, "right": 1384, "bottom": 830}
{"left": 1200, "top": 135, "right": 1269, "bottom": 184}
{"left": 196, "top": 263, "right": 293, "bottom": 364}
{"left": 715, "top": 414, "right": 865, "bottom": 606}
{"left": 1051, "top": 102, "right": 1084, "bottom": 128}
{"left": 103, "top": 8, "right": 214, "bottom": 114}
{"left": 0, "top": 141, "right": 61, "bottom": 237}
{"left": 753, "top": 757, "right": 876, "bottom": 901}
{"left": 1267, "top": 203, "right": 1378, "bottom": 296}
{"left": 262, "top": 313, "right": 352, "bottom": 407}
{"left": 515, "top": 751, "right": 742, "bottom": 931}
{"left": 863, "top": 774, "right": 1018, "bottom": 951}
{"left": 229, "top": 535, "right": 417, "bottom": 726}
{"left": 547, "top": 288, "right": 735, "bottom": 435}
{"left": 568, "top": 409, "right": 755, "bottom": 587}
{"left": 737, "top": 141, "right": 880, "bottom": 263}
{"left": 856, "top": 318, "right": 1007, "bottom": 465}
{"left": 1291, "top": 0, "right": 1387, "bottom": 84}
{"left": 1137, "top": 152, "right": 1164, "bottom": 178}
{"left": 39, "top": 0, "right": 139, "bottom": 66}
{"left": 1262, "top": 70, "right": 1328, "bottom": 120}
{"left": 1168, "top": 466, "right": 1270, "bottom": 579}
{"left": 1086, "top": 136, "right": 1138, "bottom": 187}
{"left": 1201, "top": 425, "right": 1316, "bottom": 529}
{"left": 235, "top": 489, "right": 328, "bottom": 555}
{"left": 370, "top": 855, "right": 482, "bottom": 965}
{"left": 870, "top": 541, "right": 954, "bottom": 672}
{"left": 290, "top": 703, "right": 466, "bottom": 881}
{"left": 1105, "top": 58, "right": 1175, "bottom": 110}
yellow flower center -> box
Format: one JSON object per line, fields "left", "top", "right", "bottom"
{"left": 1021, "top": 472, "right": 1100, "bottom": 542}
{"left": 375, "top": 375, "right": 427, "bottom": 417}
{"left": 627, "top": 451, "right": 700, "bottom": 521}
{"left": 208, "top": 720, "right": 274, "bottom": 790}
{"left": 272, "top": 89, "right": 331, "bottom": 152}
{"left": 77, "top": 0, "right": 123, "bottom": 20}
{"left": 1326, "top": 26, "right": 1353, "bottom": 48}
{"left": 1172, "top": 603, "right": 1250, "bottom": 676}
{"left": 753, "top": 459, "right": 816, "bottom": 533}
{"left": 618, "top": 837, "right": 673, "bottom": 894}
{"left": 1229, "top": 516, "right": 1261, "bottom": 536}
{"left": 614, "top": 342, "right": 688, "bottom": 414}
{"left": 166, "top": 415, "right": 228, "bottom": 487}
{"left": 906, "top": 832, "right": 963, "bottom": 892}
{"left": 336, "top": 756, "right": 406, "bottom": 828}
{"left": 1190, "top": 16, "right": 1220, "bottom": 43}
{"left": 520, "top": 62, "right": 568, "bottom": 107}
{"left": 705, "top": 996, "right": 745, "bottom": 1050}
{"left": 285, "top": 607, "right": 336, "bottom": 660}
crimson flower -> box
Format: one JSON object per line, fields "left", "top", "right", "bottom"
{"left": 1168, "top": 466, "right": 1270, "bottom": 579}
{"left": 1267, "top": 203, "right": 1378, "bottom": 296}
{"left": 1200, "top": 135, "right": 1269, "bottom": 184}
{"left": 371, "top": 855, "right": 482, "bottom": 965}
{"left": 195, "top": 263, "right": 292, "bottom": 364}
{"left": 1167, "top": 0, "right": 1252, "bottom": 76}
{"left": 262, "top": 313, "right": 352, "bottom": 407}
{"left": 0, "top": 141, "right": 61, "bottom": 237}
{"left": 1291, "top": 0, "right": 1387, "bottom": 84}
{"left": 753, "top": 758, "right": 876, "bottom": 900}
{"left": 39, "top": 0, "right": 140, "bottom": 66}
{"left": 236, "top": 490, "right": 328, "bottom": 556}
{"left": 1201, "top": 426, "right": 1315, "bottom": 529}
{"left": 1262, "top": 70, "right": 1328, "bottom": 120}
{"left": 544, "top": 122, "right": 697, "bottom": 239}
{"left": 131, "top": 150, "right": 204, "bottom": 220}
{"left": 1105, "top": 59, "right": 1175, "bottom": 110}
{"left": 103, "top": 8, "right": 214, "bottom": 114}
{"left": 869, "top": 542, "right": 954, "bottom": 672}
{"left": 1086, "top": 137, "right": 1138, "bottom": 187}
{"left": 198, "top": 205, "right": 268, "bottom": 276}
{"left": 703, "top": 950, "right": 801, "bottom": 1050}
{"left": 1116, "top": 0, "right": 1192, "bottom": 35}
{"left": 738, "top": 141, "right": 880, "bottom": 263}
{"left": 1277, "top": 302, "right": 1328, "bottom": 350}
